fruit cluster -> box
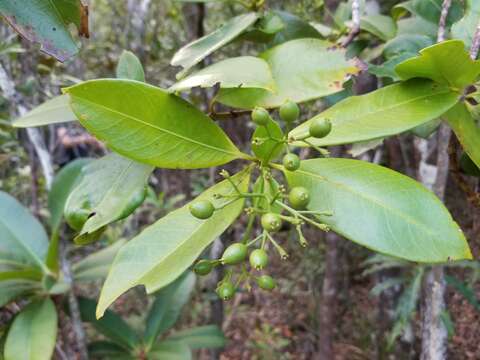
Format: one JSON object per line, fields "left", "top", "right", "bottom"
{"left": 189, "top": 101, "right": 333, "bottom": 301}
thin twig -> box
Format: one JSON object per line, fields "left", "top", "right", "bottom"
{"left": 437, "top": 0, "right": 452, "bottom": 42}
{"left": 470, "top": 21, "right": 480, "bottom": 59}
{"left": 341, "top": 0, "right": 361, "bottom": 47}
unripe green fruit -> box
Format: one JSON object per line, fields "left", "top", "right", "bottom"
{"left": 221, "top": 243, "right": 248, "bottom": 265}
{"left": 256, "top": 275, "right": 276, "bottom": 291}
{"left": 261, "top": 213, "right": 282, "bottom": 232}
{"left": 189, "top": 200, "right": 215, "bottom": 219}
{"left": 252, "top": 107, "right": 270, "bottom": 126}
{"left": 249, "top": 249, "right": 269, "bottom": 270}
{"left": 289, "top": 187, "right": 310, "bottom": 209}
{"left": 283, "top": 153, "right": 300, "bottom": 171}
{"left": 309, "top": 118, "right": 332, "bottom": 138}
{"left": 279, "top": 100, "right": 300, "bottom": 123}
{"left": 216, "top": 281, "right": 235, "bottom": 300}
{"left": 193, "top": 260, "right": 213, "bottom": 276}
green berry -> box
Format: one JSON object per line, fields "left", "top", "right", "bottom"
{"left": 309, "top": 118, "right": 332, "bottom": 138}
{"left": 289, "top": 187, "right": 310, "bottom": 209}
{"left": 283, "top": 153, "right": 300, "bottom": 171}
{"left": 193, "top": 260, "right": 213, "bottom": 276}
{"left": 256, "top": 275, "right": 276, "bottom": 291}
{"left": 279, "top": 100, "right": 300, "bottom": 123}
{"left": 216, "top": 281, "right": 235, "bottom": 300}
{"left": 261, "top": 213, "right": 282, "bottom": 233}
{"left": 252, "top": 107, "right": 270, "bottom": 126}
{"left": 189, "top": 200, "right": 215, "bottom": 219}
{"left": 249, "top": 249, "right": 269, "bottom": 270}
{"left": 221, "top": 243, "right": 248, "bottom": 265}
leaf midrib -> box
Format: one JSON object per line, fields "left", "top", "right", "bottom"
{"left": 74, "top": 97, "right": 242, "bottom": 159}
{"left": 296, "top": 167, "right": 442, "bottom": 238}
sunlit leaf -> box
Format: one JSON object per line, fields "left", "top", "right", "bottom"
{"left": 12, "top": 95, "right": 76, "bottom": 128}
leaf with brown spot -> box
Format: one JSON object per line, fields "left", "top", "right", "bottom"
{"left": 0, "top": 0, "right": 89, "bottom": 62}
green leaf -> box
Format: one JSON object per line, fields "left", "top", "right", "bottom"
{"left": 77, "top": 297, "right": 139, "bottom": 350}
{"left": 284, "top": 158, "right": 472, "bottom": 263}
{"left": 149, "top": 340, "right": 192, "bottom": 360}
{"left": 252, "top": 176, "right": 282, "bottom": 214}
{"left": 396, "top": 17, "right": 437, "bottom": 39}
{"left": 72, "top": 240, "right": 126, "bottom": 282}
{"left": 87, "top": 341, "right": 131, "bottom": 359}
{"left": 216, "top": 39, "right": 359, "bottom": 109}
{"left": 368, "top": 52, "right": 415, "bottom": 80}
{"left": 65, "top": 79, "right": 244, "bottom": 169}
{"left": 393, "top": 0, "right": 463, "bottom": 25}
{"left": 171, "top": 12, "right": 259, "bottom": 77}
{"left": 289, "top": 79, "right": 459, "bottom": 147}
{"left": 445, "top": 102, "right": 480, "bottom": 169}
{"left": 269, "top": 10, "right": 322, "bottom": 45}
{"left": 169, "top": 325, "right": 226, "bottom": 350}
{"left": 12, "top": 95, "right": 76, "bottom": 128}
{"left": 445, "top": 274, "right": 480, "bottom": 311}
{"left": 0, "top": 192, "right": 49, "bottom": 272}
{"left": 64, "top": 153, "right": 153, "bottom": 244}
{"left": 116, "top": 51, "right": 145, "bottom": 82}
{"left": 170, "top": 56, "right": 275, "bottom": 92}
{"left": 383, "top": 34, "right": 434, "bottom": 59}
{"left": 48, "top": 158, "right": 92, "bottom": 233}
{"left": 360, "top": 15, "right": 396, "bottom": 41}
{"left": 0, "top": 280, "right": 38, "bottom": 308}
{"left": 452, "top": 0, "right": 480, "bottom": 48}
{"left": 0, "top": 0, "right": 87, "bottom": 62}
{"left": 96, "top": 169, "right": 251, "bottom": 318}
{"left": 4, "top": 298, "right": 57, "bottom": 360}
{"left": 251, "top": 118, "right": 285, "bottom": 163}
{"left": 144, "top": 272, "right": 196, "bottom": 347}
{"left": 395, "top": 40, "right": 480, "bottom": 89}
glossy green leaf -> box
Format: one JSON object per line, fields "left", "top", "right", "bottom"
{"left": 284, "top": 158, "right": 472, "bottom": 263}
{"left": 171, "top": 12, "right": 259, "bottom": 77}
{"left": 170, "top": 56, "right": 275, "bottom": 92}
{"left": 395, "top": 40, "right": 480, "bottom": 89}
{"left": 0, "top": 192, "right": 48, "bottom": 271}
{"left": 360, "top": 15, "right": 396, "bottom": 41}
{"left": 12, "top": 95, "right": 76, "bottom": 128}
{"left": 116, "top": 50, "right": 145, "bottom": 82}
{"left": 144, "top": 272, "right": 195, "bottom": 347}
{"left": 150, "top": 340, "right": 191, "bottom": 360}
{"left": 48, "top": 158, "right": 91, "bottom": 233}
{"left": 269, "top": 10, "right": 322, "bottom": 45}
{"left": 289, "top": 79, "right": 459, "bottom": 147}
{"left": 446, "top": 102, "right": 480, "bottom": 169}
{"left": 78, "top": 297, "right": 139, "bottom": 350}
{"left": 4, "top": 298, "right": 57, "bottom": 360}
{"left": 64, "top": 153, "right": 153, "bottom": 244}
{"left": 216, "top": 39, "right": 360, "bottom": 109}
{"left": 72, "top": 240, "right": 126, "bottom": 282}
{"left": 0, "top": 0, "right": 87, "bottom": 62}
{"left": 251, "top": 118, "right": 285, "bottom": 163}
{"left": 66, "top": 79, "right": 244, "bottom": 169}
{"left": 96, "top": 169, "right": 251, "bottom": 318}
{"left": 169, "top": 325, "right": 226, "bottom": 350}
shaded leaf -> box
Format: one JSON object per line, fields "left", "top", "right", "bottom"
{"left": 383, "top": 34, "right": 433, "bottom": 59}
{"left": 150, "top": 340, "right": 191, "bottom": 360}
{"left": 66, "top": 79, "right": 244, "bottom": 169}
{"left": 116, "top": 50, "right": 145, "bottom": 82}
{"left": 396, "top": 40, "right": 480, "bottom": 89}
{"left": 144, "top": 272, "right": 196, "bottom": 346}
{"left": 270, "top": 10, "right": 322, "bottom": 45}
{"left": 88, "top": 341, "right": 131, "bottom": 359}
{"left": 284, "top": 158, "right": 472, "bottom": 263}
{"left": 170, "top": 56, "right": 275, "bottom": 92}
{"left": 0, "top": 0, "right": 88, "bottom": 62}
{"left": 12, "top": 95, "right": 76, "bottom": 128}
{"left": 446, "top": 102, "right": 480, "bottom": 169}
{"left": 0, "top": 280, "right": 38, "bottom": 308}
{"left": 289, "top": 79, "right": 459, "bottom": 147}
{"left": 368, "top": 52, "right": 415, "bottom": 80}
{"left": 169, "top": 325, "right": 226, "bottom": 350}
{"left": 217, "top": 39, "right": 359, "bottom": 109}
{"left": 452, "top": 0, "right": 480, "bottom": 48}
{"left": 78, "top": 297, "right": 139, "bottom": 350}
{"left": 0, "top": 192, "right": 48, "bottom": 272}
{"left": 96, "top": 169, "right": 251, "bottom": 318}
{"left": 64, "top": 153, "right": 153, "bottom": 244}
{"left": 251, "top": 118, "right": 285, "bottom": 163}
{"left": 360, "top": 15, "right": 396, "bottom": 41}
{"left": 72, "top": 240, "right": 126, "bottom": 282}
{"left": 4, "top": 298, "right": 57, "bottom": 360}
{"left": 171, "top": 12, "right": 259, "bottom": 77}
